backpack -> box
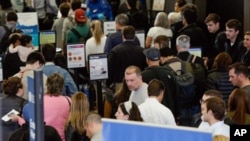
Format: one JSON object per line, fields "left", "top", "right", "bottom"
{"left": 67, "top": 16, "right": 75, "bottom": 26}
{"left": 71, "top": 28, "right": 91, "bottom": 44}
{"left": 0, "top": 26, "right": 22, "bottom": 55}
{"left": 169, "top": 60, "right": 196, "bottom": 126}
{"left": 186, "top": 54, "right": 206, "bottom": 101}
{"left": 173, "top": 61, "right": 196, "bottom": 107}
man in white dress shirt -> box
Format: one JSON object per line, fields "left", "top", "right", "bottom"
{"left": 139, "top": 79, "right": 176, "bottom": 126}
{"left": 201, "top": 97, "right": 229, "bottom": 138}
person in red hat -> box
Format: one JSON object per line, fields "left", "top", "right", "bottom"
{"left": 66, "top": 8, "right": 91, "bottom": 45}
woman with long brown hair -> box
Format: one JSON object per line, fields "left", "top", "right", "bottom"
{"left": 227, "top": 88, "right": 250, "bottom": 125}
{"left": 205, "top": 52, "right": 234, "bottom": 104}
{"left": 109, "top": 78, "right": 131, "bottom": 118}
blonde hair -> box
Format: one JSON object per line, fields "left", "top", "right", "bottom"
{"left": 90, "top": 20, "right": 104, "bottom": 45}
{"left": 125, "top": 65, "right": 142, "bottom": 76}
{"left": 65, "top": 92, "right": 90, "bottom": 135}
{"left": 213, "top": 135, "right": 229, "bottom": 141}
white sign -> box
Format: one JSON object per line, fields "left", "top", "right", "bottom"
{"left": 152, "top": 0, "right": 165, "bottom": 11}
{"left": 67, "top": 44, "right": 85, "bottom": 68}
{"left": 88, "top": 54, "right": 108, "bottom": 80}
{"left": 103, "top": 21, "right": 116, "bottom": 35}
{"left": 16, "top": 12, "right": 39, "bottom": 50}
{"left": 1, "top": 109, "right": 19, "bottom": 122}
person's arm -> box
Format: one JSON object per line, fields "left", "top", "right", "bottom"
{"left": 66, "top": 29, "right": 73, "bottom": 45}
{"left": 47, "top": 0, "right": 58, "bottom": 14}
{"left": 104, "top": 35, "right": 113, "bottom": 53}
{"left": 145, "top": 36, "right": 153, "bottom": 48}
{"left": 51, "top": 19, "right": 57, "bottom": 30}
{"left": 85, "top": 38, "right": 92, "bottom": 72}
{"left": 9, "top": 45, "right": 19, "bottom": 53}
{"left": 205, "top": 73, "right": 216, "bottom": 90}
{"left": 11, "top": 115, "right": 25, "bottom": 126}
{"left": 0, "top": 26, "right": 6, "bottom": 41}
{"left": 64, "top": 71, "right": 78, "bottom": 96}
{"left": 145, "top": 28, "right": 153, "bottom": 48}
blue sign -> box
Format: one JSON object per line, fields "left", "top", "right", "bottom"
{"left": 27, "top": 70, "right": 44, "bottom": 141}
{"left": 16, "top": 12, "right": 39, "bottom": 50}
{"left": 102, "top": 118, "right": 212, "bottom": 141}
{"left": 27, "top": 76, "right": 36, "bottom": 141}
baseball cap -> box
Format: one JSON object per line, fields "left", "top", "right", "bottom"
{"left": 75, "top": 8, "right": 87, "bottom": 23}
{"left": 143, "top": 48, "right": 161, "bottom": 61}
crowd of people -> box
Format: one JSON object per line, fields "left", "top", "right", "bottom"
{"left": 1, "top": 0, "right": 250, "bottom": 141}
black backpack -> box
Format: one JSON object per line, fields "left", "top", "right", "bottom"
{"left": 173, "top": 61, "right": 196, "bottom": 107}
{"left": 186, "top": 54, "right": 206, "bottom": 101}
{"left": 0, "top": 26, "right": 22, "bottom": 55}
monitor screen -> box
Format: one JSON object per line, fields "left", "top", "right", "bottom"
{"left": 135, "top": 30, "right": 145, "bottom": 48}
{"left": 88, "top": 53, "right": 108, "bottom": 80}
{"left": 189, "top": 48, "right": 202, "bottom": 57}
{"left": 39, "top": 30, "right": 56, "bottom": 45}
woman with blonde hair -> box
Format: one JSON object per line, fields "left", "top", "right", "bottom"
{"left": 65, "top": 92, "right": 90, "bottom": 141}
{"left": 85, "top": 20, "right": 107, "bottom": 63}
{"left": 145, "top": 12, "right": 172, "bottom": 48}
{"left": 213, "top": 135, "right": 229, "bottom": 141}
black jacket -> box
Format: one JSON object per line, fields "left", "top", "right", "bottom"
{"left": 65, "top": 123, "right": 90, "bottom": 141}
{"left": 177, "top": 24, "right": 208, "bottom": 57}
{"left": 108, "top": 41, "right": 147, "bottom": 84}
{"left": 215, "top": 32, "right": 243, "bottom": 63}
{"left": 8, "top": 123, "right": 62, "bottom": 141}
{"left": 141, "top": 66, "right": 181, "bottom": 119}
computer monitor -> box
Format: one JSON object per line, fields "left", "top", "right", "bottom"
{"left": 189, "top": 48, "right": 202, "bottom": 57}
{"left": 39, "top": 30, "right": 56, "bottom": 45}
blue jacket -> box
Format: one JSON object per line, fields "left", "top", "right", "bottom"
{"left": 43, "top": 62, "right": 78, "bottom": 96}
{"left": 86, "top": 0, "right": 113, "bottom": 21}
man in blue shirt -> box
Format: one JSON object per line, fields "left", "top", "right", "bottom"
{"left": 41, "top": 43, "right": 78, "bottom": 96}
